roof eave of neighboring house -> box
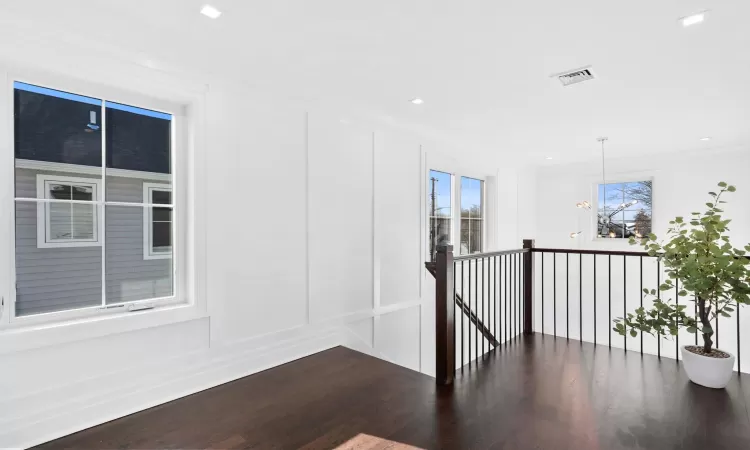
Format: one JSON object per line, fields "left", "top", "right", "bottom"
{"left": 15, "top": 159, "right": 171, "bottom": 182}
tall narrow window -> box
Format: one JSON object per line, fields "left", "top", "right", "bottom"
{"left": 143, "top": 183, "right": 172, "bottom": 260}
{"left": 428, "top": 170, "right": 452, "bottom": 262}
{"left": 12, "top": 81, "right": 176, "bottom": 318}
{"left": 460, "top": 177, "right": 483, "bottom": 255}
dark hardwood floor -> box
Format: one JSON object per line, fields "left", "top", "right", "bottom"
{"left": 36, "top": 335, "right": 750, "bottom": 449}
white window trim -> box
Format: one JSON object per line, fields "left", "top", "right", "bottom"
{"left": 35, "top": 173, "right": 103, "bottom": 248}
{"left": 591, "top": 176, "right": 655, "bottom": 242}
{"left": 143, "top": 182, "right": 172, "bottom": 260}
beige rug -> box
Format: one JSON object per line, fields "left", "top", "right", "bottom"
{"left": 334, "top": 433, "right": 425, "bottom": 450}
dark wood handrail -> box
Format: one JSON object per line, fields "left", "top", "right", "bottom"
{"left": 532, "top": 247, "right": 650, "bottom": 257}
{"left": 425, "top": 262, "right": 500, "bottom": 348}
{"left": 453, "top": 248, "right": 528, "bottom": 261}
{"left": 532, "top": 247, "right": 750, "bottom": 259}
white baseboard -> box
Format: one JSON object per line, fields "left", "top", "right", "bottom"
{"left": 1, "top": 327, "right": 342, "bottom": 449}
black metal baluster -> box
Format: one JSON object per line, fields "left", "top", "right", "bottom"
{"left": 513, "top": 253, "right": 516, "bottom": 338}
{"left": 579, "top": 254, "right": 583, "bottom": 342}
{"left": 566, "top": 253, "right": 570, "bottom": 340}
{"left": 468, "top": 259, "right": 472, "bottom": 365}
{"left": 594, "top": 255, "right": 597, "bottom": 345}
{"left": 541, "top": 253, "right": 545, "bottom": 336}
{"left": 517, "top": 253, "right": 521, "bottom": 338}
{"left": 505, "top": 254, "right": 509, "bottom": 344}
{"left": 492, "top": 256, "right": 500, "bottom": 348}
{"left": 737, "top": 300, "right": 741, "bottom": 373}
{"left": 513, "top": 254, "right": 519, "bottom": 338}
{"left": 656, "top": 260, "right": 667, "bottom": 357}
{"left": 623, "top": 255, "right": 627, "bottom": 352}
{"left": 553, "top": 253, "right": 557, "bottom": 338}
{"left": 518, "top": 253, "right": 521, "bottom": 338}
{"left": 461, "top": 260, "right": 464, "bottom": 370}
{"left": 498, "top": 256, "right": 503, "bottom": 346}
{"left": 675, "top": 278, "right": 679, "bottom": 360}
{"left": 521, "top": 253, "right": 524, "bottom": 337}
{"left": 489, "top": 257, "right": 492, "bottom": 352}
{"left": 482, "top": 257, "right": 486, "bottom": 358}
{"left": 640, "top": 256, "right": 644, "bottom": 355}
{"left": 694, "top": 294, "right": 698, "bottom": 346}
{"left": 520, "top": 253, "right": 523, "bottom": 337}
{"left": 475, "top": 258, "right": 478, "bottom": 363}
{"left": 453, "top": 261, "right": 456, "bottom": 369}
{"left": 608, "top": 255, "right": 612, "bottom": 349}
{"left": 715, "top": 309, "right": 719, "bottom": 350}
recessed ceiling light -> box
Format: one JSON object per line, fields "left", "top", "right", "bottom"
{"left": 201, "top": 5, "right": 222, "bottom": 19}
{"left": 700, "top": 136, "right": 712, "bottom": 141}
{"left": 545, "top": 156, "right": 554, "bottom": 160}
{"left": 410, "top": 98, "right": 424, "bottom": 105}
{"left": 681, "top": 11, "right": 707, "bottom": 27}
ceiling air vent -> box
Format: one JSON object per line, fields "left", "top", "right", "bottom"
{"left": 553, "top": 66, "right": 595, "bottom": 87}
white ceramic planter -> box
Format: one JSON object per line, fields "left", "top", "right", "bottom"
{"left": 680, "top": 345, "right": 736, "bottom": 389}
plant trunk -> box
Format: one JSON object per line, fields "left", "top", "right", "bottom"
{"left": 698, "top": 297, "right": 713, "bottom": 353}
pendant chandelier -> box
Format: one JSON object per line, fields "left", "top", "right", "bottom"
{"left": 571, "top": 137, "right": 638, "bottom": 239}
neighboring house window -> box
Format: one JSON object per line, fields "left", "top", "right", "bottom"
{"left": 428, "top": 170, "right": 453, "bottom": 262}
{"left": 597, "top": 180, "right": 653, "bottom": 239}
{"left": 36, "top": 174, "right": 102, "bottom": 248}
{"left": 460, "top": 177, "right": 483, "bottom": 255}
{"left": 143, "top": 183, "right": 172, "bottom": 260}
{"left": 11, "top": 80, "right": 178, "bottom": 319}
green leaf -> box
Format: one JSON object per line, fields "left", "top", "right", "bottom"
{"left": 728, "top": 185, "right": 737, "bottom": 192}
{"left": 718, "top": 182, "right": 728, "bottom": 188}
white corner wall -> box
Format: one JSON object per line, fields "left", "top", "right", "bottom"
{"left": 0, "top": 21, "right": 530, "bottom": 448}
{"left": 526, "top": 148, "right": 750, "bottom": 372}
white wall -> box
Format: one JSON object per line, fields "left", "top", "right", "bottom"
{"left": 0, "top": 19, "right": 527, "bottom": 448}
{"left": 527, "top": 148, "right": 750, "bottom": 372}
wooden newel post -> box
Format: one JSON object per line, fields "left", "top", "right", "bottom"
{"left": 435, "top": 244, "right": 455, "bottom": 385}
{"left": 523, "top": 239, "right": 534, "bottom": 335}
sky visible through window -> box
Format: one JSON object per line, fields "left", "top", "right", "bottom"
{"left": 13, "top": 82, "right": 172, "bottom": 120}
{"left": 429, "top": 170, "right": 452, "bottom": 217}
{"left": 461, "top": 177, "right": 482, "bottom": 214}
{"left": 428, "top": 170, "right": 482, "bottom": 216}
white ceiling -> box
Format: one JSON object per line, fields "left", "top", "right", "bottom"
{"left": 2, "top": 0, "right": 749, "bottom": 167}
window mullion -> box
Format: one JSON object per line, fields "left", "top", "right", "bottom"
{"left": 100, "top": 99, "right": 107, "bottom": 308}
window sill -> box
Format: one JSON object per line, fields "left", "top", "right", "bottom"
{"left": 0, "top": 303, "right": 208, "bottom": 355}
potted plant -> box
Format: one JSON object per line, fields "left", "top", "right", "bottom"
{"left": 614, "top": 182, "right": 750, "bottom": 389}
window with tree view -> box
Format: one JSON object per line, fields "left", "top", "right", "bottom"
{"left": 460, "top": 177, "right": 483, "bottom": 255}
{"left": 597, "top": 180, "right": 652, "bottom": 239}
{"left": 428, "top": 170, "right": 452, "bottom": 262}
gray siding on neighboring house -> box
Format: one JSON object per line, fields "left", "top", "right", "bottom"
{"left": 14, "top": 168, "right": 172, "bottom": 316}
{"left": 105, "top": 176, "right": 172, "bottom": 304}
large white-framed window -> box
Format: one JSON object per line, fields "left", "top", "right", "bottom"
{"left": 5, "top": 72, "right": 187, "bottom": 325}
{"left": 143, "top": 182, "right": 172, "bottom": 260}
{"left": 36, "top": 174, "right": 102, "bottom": 248}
